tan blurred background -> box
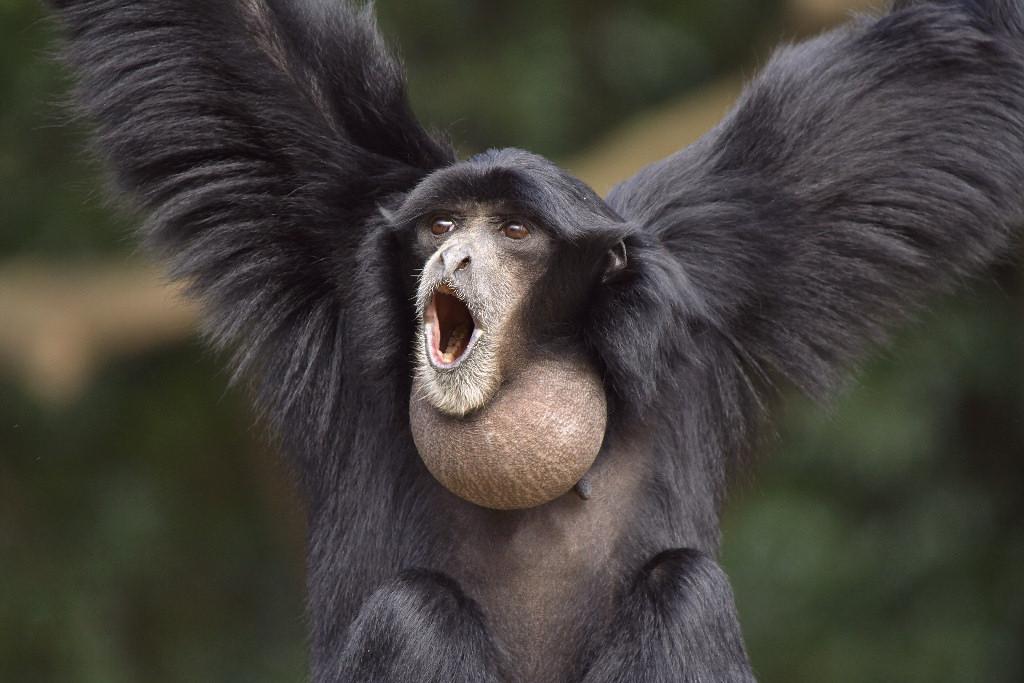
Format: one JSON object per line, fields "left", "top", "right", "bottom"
{"left": 2, "top": 1, "right": 1022, "bottom": 681}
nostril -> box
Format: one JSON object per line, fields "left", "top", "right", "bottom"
{"left": 441, "top": 246, "right": 471, "bottom": 276}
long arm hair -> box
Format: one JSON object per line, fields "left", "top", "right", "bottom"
{"left": 601, "top": 0, "right": 1024, "bottom": 412}
{"left": 48, "top": 0, "right": 453, "bottom": 489}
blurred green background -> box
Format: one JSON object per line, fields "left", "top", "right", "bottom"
{"left": 1, "top": 0, "right": 1021, "bottom": 681}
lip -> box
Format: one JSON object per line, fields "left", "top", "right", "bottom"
{"left": 422, "top": 282, "right": 481, "bottom": 370}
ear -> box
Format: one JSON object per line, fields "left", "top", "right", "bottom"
{"left": 602, "top": 240, "right": 629, "bottom": 283}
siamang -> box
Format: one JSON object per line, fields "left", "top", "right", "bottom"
{"left": 47, "top": 0, "right": 1024, "bottom": 681}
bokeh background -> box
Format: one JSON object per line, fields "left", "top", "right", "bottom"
{"left": 2, "top": 0, "right": 1022, "bottom": 681}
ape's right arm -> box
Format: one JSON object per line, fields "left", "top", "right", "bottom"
{"left": 48, "top": 0, "right": 453, "bottom": 487}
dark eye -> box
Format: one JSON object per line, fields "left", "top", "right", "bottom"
{"left": 430, "top": 218, "right": 455, "bottom": 235}
{"left": 501, "top": 221, "right": 530, "bottom": 240}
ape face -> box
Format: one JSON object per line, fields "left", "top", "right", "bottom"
{"left": 404, "top": 197, "right": 614, "bottom": 508}
{"left": 411, "top": 202, "right": 558, "bottom": 416}
{"left": 392, "top": 149, "right": 630, "bottom": 419}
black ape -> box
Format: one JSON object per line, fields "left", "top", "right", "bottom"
{"left": 47, "top": 0, "right": 1024, "bottom": 681}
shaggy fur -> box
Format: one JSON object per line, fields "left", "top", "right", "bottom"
{"left": 47, "top": 0, "right": 1024, "bottom": 681}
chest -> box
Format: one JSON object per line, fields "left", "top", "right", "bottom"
{"left": 440, "top": 437, "right": 652, "bottom": 682}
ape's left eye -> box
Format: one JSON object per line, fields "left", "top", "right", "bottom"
{"left": 431, "top": 218, "right": 455, "bottom": 235}
{"left": 501, "top": 222, "right": 530, "bottom": 240}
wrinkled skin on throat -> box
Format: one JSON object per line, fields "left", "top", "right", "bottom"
{"left": 410, "top": 353, "right": 607, "bottom": 509}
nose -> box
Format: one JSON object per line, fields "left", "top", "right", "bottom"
{"left": 441, "top": 244, "right": 472, "bottom": 278}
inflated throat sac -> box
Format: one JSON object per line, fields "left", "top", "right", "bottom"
{"left": 409, "top": 355, "right": 608, "bottom": 510}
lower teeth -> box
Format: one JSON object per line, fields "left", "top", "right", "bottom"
{"left": 443, "top": 325, "right": 469, "bottom": 362}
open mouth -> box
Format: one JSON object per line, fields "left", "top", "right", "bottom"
{"left": 424, "top": 283, "right": 480, "bottom": 369}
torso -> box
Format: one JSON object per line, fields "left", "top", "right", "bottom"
{"left": 439, "top": 431, "right": 654, "bottom": 683}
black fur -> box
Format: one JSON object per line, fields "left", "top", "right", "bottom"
{"left": 582, "top": 550, "right": 755, "bottom": 683}
{"left": 46, "top": 1, "right": 1024, "bottom": 681}
{"left": 334, "top": 570, "right": 505, "bottom": 683}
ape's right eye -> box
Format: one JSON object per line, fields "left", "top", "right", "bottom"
{"left": 430, "top": 218, "right": 456, "bottom": 235}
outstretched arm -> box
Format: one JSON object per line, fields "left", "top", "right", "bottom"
{"left": 48, "top": 0, "right": 453, "bottom": 488}
{"left": 606, "top": 0, "right": 1024, "bottom": 404}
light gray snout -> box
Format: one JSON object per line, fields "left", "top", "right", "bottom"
{"left": 441, "top": 243, "right": 472, "bottom": 279}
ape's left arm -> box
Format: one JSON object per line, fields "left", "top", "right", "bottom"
{"left": 592, "top": 4, "right": 1024, "bottom": 678}
{"left": 607, "top": 0, "right": 1024, "bottom": 404}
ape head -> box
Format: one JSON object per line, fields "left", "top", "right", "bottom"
{"left": 390, "top": 149, "right": 630, "bottom": 508}
{"left": 394, "top": 149, "right": 628, "bottom": 415}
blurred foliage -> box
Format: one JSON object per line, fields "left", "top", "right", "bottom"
{"left": 1, "top": 0, "right": 1022, "bottom": 682}
{"left": 0, "top": 346, "right": 307, "bottom": 683}
{"left": 724, "top": 266, "right": 1024, "bottom": 682}
{"left": 0, "top": 0, "right": 132, "bottom": 256}
{"left": 376, "top": 0, "right": 779, "bottom": 158}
